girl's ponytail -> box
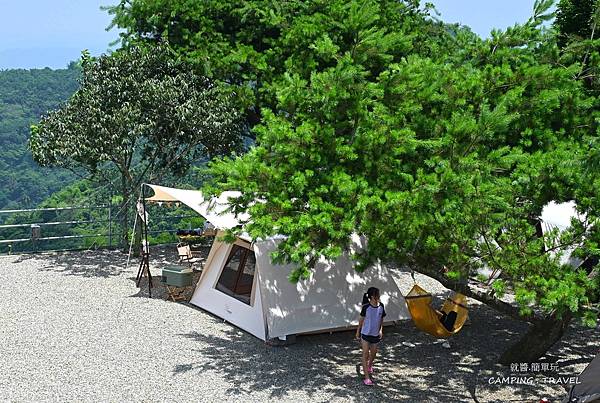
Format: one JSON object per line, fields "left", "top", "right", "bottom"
{"left": 362, "top": 287, "right": 380, "bottom": 305}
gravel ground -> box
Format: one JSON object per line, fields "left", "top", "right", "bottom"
{"left": 0, "top": 247, "right": 598, "bottom": 402}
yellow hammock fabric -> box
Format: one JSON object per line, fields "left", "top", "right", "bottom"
{"left": 405, "top": 284, "right": 469, "bottom": 339}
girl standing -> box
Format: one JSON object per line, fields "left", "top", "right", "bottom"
{"left": 355, "top": 287, "right": 386, "bottom": 385}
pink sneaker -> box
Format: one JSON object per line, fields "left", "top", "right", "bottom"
{"left": 368, "top": 365, "right": 374, "bottom": 374}
{"left": 363, "top": 378, "right": 374, "bottom": 386}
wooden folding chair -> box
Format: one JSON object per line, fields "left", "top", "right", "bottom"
{"left": 164, "top": 284, "right": 188, "bottom": 302}
{"left": 177, "top": 243, "right": 204, "bottom": 270}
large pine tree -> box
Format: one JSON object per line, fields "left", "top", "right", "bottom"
{"left": 109, "top": 0, "right": 600, "bottom": 363}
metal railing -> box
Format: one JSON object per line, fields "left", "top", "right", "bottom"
{"left": 0, "top": 203, "right": 200, "bottom": 254}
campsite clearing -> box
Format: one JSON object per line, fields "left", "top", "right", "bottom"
{"left": 0, "top": 247, "right": 597, "bottom": 402}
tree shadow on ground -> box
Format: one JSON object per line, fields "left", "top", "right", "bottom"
{"left": 14, "top": 246, "right": 596, "bottom": 401}
{"left": 12, "top": 245, "right": 178, "bottom": 278}
{"left": 129, "top": 271, "right": 202, "bottom": 301}
{"left": 171, "top": 300, "right": 587, "bottom": 402}
{"left": 552, "top": 325, "right": 600, "bottom": 369}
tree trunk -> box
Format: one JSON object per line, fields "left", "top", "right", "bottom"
{"left": 499, "top": 312, "right": 573, "bottom": 365}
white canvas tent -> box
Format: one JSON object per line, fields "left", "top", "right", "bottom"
{"left": 540, "top": 201, "right": 586, "bottom": 267}
{"left": 476, "top": 200, "right": 588, "bottom": 281}
{"left": 540, "top": 200, "right": 581, "bottom": 231}
{"left": 145, "top": 184, "right": 410, "bottom": 341}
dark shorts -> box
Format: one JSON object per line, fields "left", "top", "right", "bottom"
{"left": 361, "top": 334, "right": 381, "bottom": 344}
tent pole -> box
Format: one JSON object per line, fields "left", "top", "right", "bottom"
{"left": 135, "top": 185, "right": 149, "bottom": 288}
{"left": 141, "top": 183, "right": 152, "bottom": 297}
{"left": 126, "top": 207, "right": 138, "bottom": 272}
{"left": 135, "top": 195, "right": 145, "bottom": 284}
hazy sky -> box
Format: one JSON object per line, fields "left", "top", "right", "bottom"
{"left": 430, "top": 0, "right": 538, "bottom": 37}
{"left": 0, "top": 0, "right": 539, "bottom": 70}
{"left": 0, "top": 0, "right": 120, "bottom": 69}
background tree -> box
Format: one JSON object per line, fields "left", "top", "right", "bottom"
{"left": 111, "top": 0, "right": 599, "bottom": 363}
{"left": 0, "top": 65, "right": 79, "bottom": 210}
{"left": 30, "top": 44, "right": 242, "bottom": 247}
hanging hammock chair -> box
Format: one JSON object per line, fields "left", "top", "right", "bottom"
{"left": 405, "top": 284, "right": 469, "bottom": 338}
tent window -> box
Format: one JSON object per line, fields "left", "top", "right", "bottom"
{"left": 216, "top": 244, "right": 255, "bottom": 305}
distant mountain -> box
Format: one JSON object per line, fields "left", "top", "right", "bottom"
{"left": 0, "top": 47, "right": 112, "bottom": 70}
{"left": 0, "top": 64, "right": 79, "bottom": 209}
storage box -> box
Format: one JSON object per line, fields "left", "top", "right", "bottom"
{"left": 163, "top": 265, "right": 187, "bottom": 272}
{"left": 162, "top": 265, "right": 193, "bottom": 287}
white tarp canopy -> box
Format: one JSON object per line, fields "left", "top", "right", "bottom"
{"left": 144, "top": 184, "right": 247, "bottom": 230}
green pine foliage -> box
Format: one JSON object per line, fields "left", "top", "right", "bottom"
{"left": 555, "top": 0, "right": 599, "bottom": 47}
{"left": 109, "top": 0, "right": 600, "bottom": 326}
{"left": 107, "top": 0, "right": 460, "bottom": 128}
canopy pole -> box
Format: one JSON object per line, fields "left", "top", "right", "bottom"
{"left": 135, "top": 183, "right": 153, "bottom": 297}
{"left": 125, "top": 207, "right": 139, "bottom": 272}
{"left": 142, "top": 183, "right": 152, "bottom": 296}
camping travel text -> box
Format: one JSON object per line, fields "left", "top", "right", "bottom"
{"left": 487, "top": 376, "right": 581, "bottom": 385}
